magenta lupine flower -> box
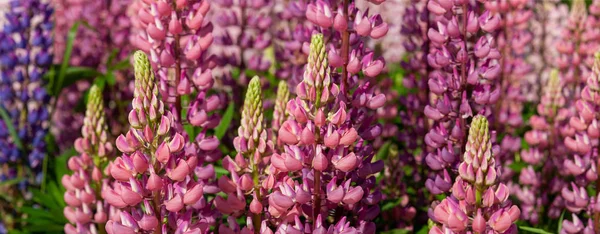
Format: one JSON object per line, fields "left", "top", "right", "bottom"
{"left": 555, "top": 0, "right": 600, "bottom": 92}
{"left": 377, "top": 0, "right": 428, "bottom": 230}
{"left": 63, "top": 85, "right": 114, "bottom": 234}
{"left": 131, "top": 0, "right": 216, "bottom": 107}
{"left": 486, "top": 0, "right": 533, "bottom": 182}
{"left": 429, "top": 115, "right": 520, "bottom": 234}
{"left": 211, "top": 0, "right": 273, "bottom": 75}
{"left": 424, "top": 0, "right": 502, "bottom": 195}
{"left": 273, "top": 0, "right": 313, "bottom": 89}
{"left": 53, "top": 0, "right": 109, "bottom": 67}
{"left": 516, "top": 69, "right": 569, "bottom": 223}
{"left": 525, "top": 1, "right": 568, "bottom": 103}
{"left": 305, "top": 0, "right": 388, "bottom": 92}
{"left": 559, "top": 52, "right": 600, "bottom": 234}
{"left": 104, "top": 52, "right": 215, "bottom": 233}
{"left": 215, "top": 76, "right": 274, "bottom": 233}
{"left": 272, "top": 32, "right": 384, "bottom": 232}
{"left": 52, "top": 0, "right": 134, "bottom": 150}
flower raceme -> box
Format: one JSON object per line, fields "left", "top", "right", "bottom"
{"left": 63, "top": 85, "right": 114, "bottom": 234}
{"left": 104, "top": 51, "right": 214, "bottom": 233}
{"left": 272, "top": 32, "right": 385, "bottom": 233}
{"left": 430, "top": 115, "right": 520, "bottom": 234}
{"left": 214, "top": 76, "right": 274, "bottom": 233}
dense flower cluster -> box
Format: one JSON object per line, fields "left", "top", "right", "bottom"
{"left": 131, "top": 0, "right": 216, "bottom": 107}
{"left": 0, "top": 0, "right": 53, "bottom": 230}
{"left": 559, "top": 52, "right": 600, "bottom": 234}
{"left": 424, "top": 0, "right": 502, "bottom": 195}
{"left": 0, "top": 0, "right": 53, "bottom": 184}
{"left": 430, "top": 115, "right": 520, "bottom": 234}
{"left": 104, "top": 52, "right": 217, "bottom": 233}
{"left": 63, "top": 84, "right": 114, "bottom": 234}
{"left": 8, "top": 1, "right": 600, "bottom": 233}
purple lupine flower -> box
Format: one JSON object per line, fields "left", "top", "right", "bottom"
{"left": 63, "top": 85, "right": 115, "bottom": 234}
{"left": 52, "top": 0, "right": 134, "bottom": 150}
{"left": 516, "top": 69, "right": 569, "bottom": 223}
{"left": 486, "top": 0, "right": 533, "bottom": 183}
{"left": 555, "top": 0, "right": 600, "bottom": 94}
{"left": 0, "top": 0, "right": 52, "bottom": 183}
{"left": 215, "top": 76, "right": 275, "bottom": 233}
{"left": 131, "top": 0, "right": 217, "bottom": 109}
{"left": 424, "top": 0, "right": 502, "bottom": 195}
{"left": 526, "top": 1, "right": 569, "bottom": 103}
{"left": 377, "top": 0, "right": 428, "bottom": 230}
{"left": 559, "top": 52, "right": 600, "bottom": 234}
{"left": 104, "top": 51, "right": 216, "bottom": 233}
{"left": 211, "top": 0, "right": 273, "bottom": 75}
{"left": 429, "top": 115, "right": 520, "bottom": 234}
{"left": 273, "top": 0, "right": 312, "bottom": 89}
{"left": 271, "top": 32, "right": 384, "bottom": 232}
{"left": 0, "top": 0, "right": 53, "bottom": 229}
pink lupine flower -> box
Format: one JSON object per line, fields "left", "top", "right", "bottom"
{"left": 106, "top": 51, "right": 216, "bottom": 233}
{"left": 63, "top": 85, "right": 114, "bottom": 234}
{"left": 216, "top": 76, "right": 275, "bottom": 233}
{"left": 429, "top": 115, "right": 520, "bottom": 233}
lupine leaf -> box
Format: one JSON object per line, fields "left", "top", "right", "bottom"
{"left": 54, "top": 21, "right": 81, "bottom": 96}
{"left": 379, "top": 229, "right": 411, "bottom": 234}
{"left": 415, "top": 226, "right": 429, "bottom": 234}
{"left": 0, "top": 105, "right": 23, "bottom": 149}
{"left": 557, "top": 210, "right": 565, "bottom": 233}
{"left": 45, "top": 66, "right": 101, "bottom": 96}
{"left": 215, "top": 103, "right": 234, "bottom": 140}
{"left": 519, "top": 226, "right": 553, "bottom": 234}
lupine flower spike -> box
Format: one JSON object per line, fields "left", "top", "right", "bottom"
{"left": 63, "top": 85, "right": 114, "bottom": 234}
{"left": 430, "top": 115, "right": 520, "bottom": 234}
{"left": 215, "top": 76, "right": 273, "bottom": 233}
{"left": 105, "top": 51, "right": 212, "bottom": 233}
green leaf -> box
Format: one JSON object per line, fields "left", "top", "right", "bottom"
{"left": 54, "top": 21, "right": 80, "bottom": 96}
{"left": 519, "top": 226, "right": 553, "bottom": 234}
{"left": 508, "top": 161, "right": 527, "bottom": 173}
{"left": 0, "top": 106, "right": 23, "bottom": 149}
{"left": 215, "top": 103, "right": 235, "bottom": 140}
{"left": 215, "top": 166, "right": 230, "bottom": 177}
{"left": 415, "top": 225, "right": 429, "bottom": 234}
{"left": 376, "top": 141, "right": 392, "bottom": 160}
{"left": 46, "top": 66, "right": 102, "bottom": 95}
{"left": 0, "top": 177, "right": 23, "bottom": 187}
{"left": 20, "top": 207, "right": 58, "bottom": 220}
{"left": 30, "top": 189, "right": 60, "bottom": 211}
{"left": 379, "top": 229, "right": 411, "bottom": 234}
{"left": 110, "top": 58, "right": 130, "bottom": 71}
{"left": 557, "top": 210, "right": 565, "bottom": 232}
{"left": 381, "top": 198, "right": 402, "bottom": 211}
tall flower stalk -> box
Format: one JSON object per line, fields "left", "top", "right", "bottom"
{"left": 429, "top": 115, "right": 520, "bottom": 234}
{"left": 104, "top": 51, "right": 215, "bottom": 233}
{"left": 0, "top": 0, "right": 53, "bottom": 229}
{"left": 215, "top": 76, "right": 273, "bottom": 233}
{"left": 424, "top": 0, "right": 502, "bottom": 195}
{"left": 63, "top": 85, "right": 114, "bottom": 234}
{"left": 131, "top": 0, "right": 216, "bottom": 111}
{"left": 559, "top": 52, "right": 600, "bottom": 234}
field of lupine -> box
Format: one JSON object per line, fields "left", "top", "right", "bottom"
{"left": 3, "top": 0, "right": 600, "bottom": 233}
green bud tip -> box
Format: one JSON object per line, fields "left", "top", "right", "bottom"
{"left": 570, "top": 0, "right": 587, "bottom": 19}
{"left": 468, "top": 115, "right": 489, "bottom": 146}
{"left": 241, "top": 76, "right": 264, "bottom": 140}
